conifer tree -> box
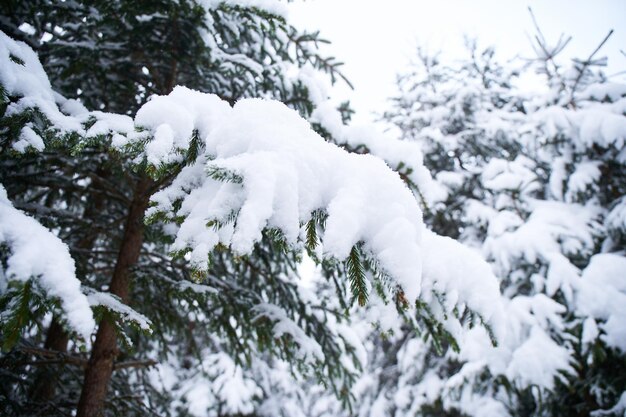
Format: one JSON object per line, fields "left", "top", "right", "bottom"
{"left": 0, "top": 1, "right": 363, "bottom": 415}
{"left": 0, "top": 2, "right": 503, "bottom": 417}
{"left": 355, "top": 28, "right": 626, "bottom": 417}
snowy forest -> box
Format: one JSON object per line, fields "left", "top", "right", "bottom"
{"left": 0, "top": 1, "right": 625, "bottom": 417}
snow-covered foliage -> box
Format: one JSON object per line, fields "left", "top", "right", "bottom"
{"left": 0, "top": 184, "right": 94, "bottom": 340}
{"left": 340, "top": 39, "right": 626, "bottom": 417}
{"left": 0, "top": 2, "right": 374, "bottom": 414}
{"left": 139, "top": 87, "right": 501, "bottom": 326}
{"left": 0, "top": 3, "right": 505, "bottom": 416}
{"left": 2, "top": 1, "right": 623, "bottom": 416}
{"left": 0, "top": 30, "right": 500, "bottom": 340}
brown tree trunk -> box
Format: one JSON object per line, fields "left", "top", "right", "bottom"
{"left": 29, "top": 177, "right": 108, "bottom": 404}
{"left": 76, "top": 177, "right": 152, "bottom": 417}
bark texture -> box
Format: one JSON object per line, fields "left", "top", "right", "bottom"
{"left": 76, "top": 178, "right": 151, "bottom": 417}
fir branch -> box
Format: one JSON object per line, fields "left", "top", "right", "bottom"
{"left": 206, "top": 164, "right": 243, "bottom": 184}
{"left": 347, "top": 245, "right": 368, "bottom": 307}
{"left": 305, "top": 217, "right": 319, "bottom": 251}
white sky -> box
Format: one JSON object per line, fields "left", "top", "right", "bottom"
{"left": 288, "top": 0, "right": 626, "bottom": 123}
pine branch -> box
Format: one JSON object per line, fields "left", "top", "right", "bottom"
{"left": 305, "top": 217, "right": 319, "bottom": 251}
{"left": 347, "top": 245, "right": 368, "bottom": 307}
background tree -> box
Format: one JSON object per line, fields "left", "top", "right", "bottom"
{"left": 349, "top": 26, "right": 626, "bottom": 417}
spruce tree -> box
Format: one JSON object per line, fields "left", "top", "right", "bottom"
{"left": 356, "top": 30, "right": 626, "bottom": 417}
{"left": 0, "top": 2, "right": 504, "bottom": 417}
{"left": 0, "top": 1, "right": 360, "bottom": 415}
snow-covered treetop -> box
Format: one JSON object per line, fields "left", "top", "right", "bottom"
{"left": 371, "top": 32, "right": 626, "bottom": 417}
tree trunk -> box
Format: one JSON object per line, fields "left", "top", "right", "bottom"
{"left": 76, "top": 177, "right": 152, "bottom": 417}
{"left": 29, "top": 177, "right": 108, "bottom": 404}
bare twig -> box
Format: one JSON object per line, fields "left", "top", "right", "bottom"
{"left": 527, "top": 6, "right": 571, "bottom": 90}
{"left": 113, "top": 359, "right": 158, "bottom": 370}
{"left": 569, "top": 29, "right": 614, "bottom": 104}
{"left": 18, "top": 346, "right": 157, "bottom": 371}
{"left": 19, "top": 346, "right": 88, "bottom": 367}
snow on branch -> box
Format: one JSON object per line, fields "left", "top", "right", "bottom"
{"left": 0, "top": 31, "right": 83, "bottom": 137}
{"left": 144, "top": 88, "right": 503, "bottom": 327}
{"left": 534, "top": 106, "right": 626, "bottom": 150}
{"left": 146, "top": 91, "right": 425, "bottom": 300}
{"left": 0, "top": 185, "right": 95, "bottom": 339}
{"left": 310, "top": 100, "right": 438, "bottom": 205}
{"left": 87, "top": 290, "right": 153, "bottom": 333}
{"left": 0, "top": 30, "right": 137, "bottom": 149}
{"left": 252, "top": 303, "right": 324, "bottom": 362}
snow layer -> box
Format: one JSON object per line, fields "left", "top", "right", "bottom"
{"left": 581, "top": 82, "right": 626, "bottom": 102}
{"left": 13, "top": 124, "right": 44, "bottom": 152}
{"left": 252, "top": 303, "right": 323, "bottom": 362}
{"left": 485, "top": 200, "right": 599, "bottom": 274}
{"left": 0, "top": 185, "right": 94, "bottom": 339}
{"left": 146, "top": 88, "right": 502, "bottom": 325}
{"left": 147, "top": 90, "right": 427, "bottom": 301}
{"left": 87, "top": 291, "right": 152, "bottom": 332}
{"left": 310, "top": 100, "right": 437, "bottom": 204}
{"left": 535, "top": 106, "right": 626, "bottom": 150}
{"left": 0, "top": 30, "right": 136, "bottom": 145}
{"left": 421, "top": 230, "right": 505, "bottom": 338}
{"left": 459, "top": 294, "right": 574, "bottom": 390}
{"left": 0, "top": 31, "right": 82, "bottom": 135}
{"left": 577, "top": 254, "right": 626, "bottom": 351}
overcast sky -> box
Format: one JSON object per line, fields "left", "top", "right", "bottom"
{"left": 288, "top": 0, "right": 626, "bottom": 123}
